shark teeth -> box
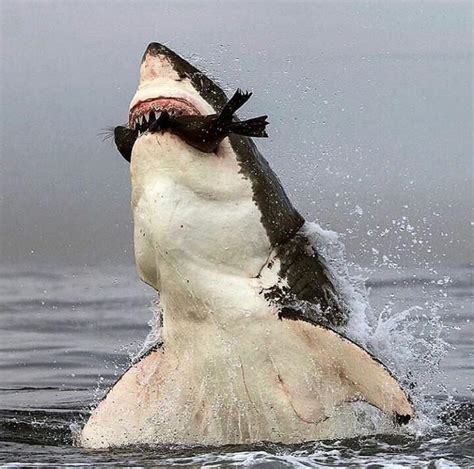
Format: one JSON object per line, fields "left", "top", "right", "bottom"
{"left": 133, "top": 107, "right": 160, "bottom": 133}
{"left": 133, "top": 106, "right": 182, "bottom": 134}
{"left": 130, "top": 98, "right": 197, "bottom": 133}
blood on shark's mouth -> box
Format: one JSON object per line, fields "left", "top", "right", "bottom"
{"left": 129, "top": 97, "right": 201, "bottom": 132}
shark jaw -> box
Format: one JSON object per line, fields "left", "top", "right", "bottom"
{"left": 112, "top": 42, "right": 229, "bottom": 160}
{"left": 128, "top": 97, "right": 201, "bottom": 132}
{"left": 126, "top": 43, "right": 227, "bottom": 134}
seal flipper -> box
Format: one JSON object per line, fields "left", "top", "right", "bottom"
{"left": 275, "top": 318, "right": 415, "bottom": 426}
{"left": 228, "top": 116, "right": 269, "bottom": 138}
{"left": 219, "top": 88, "right": 253, "bottom": 120}
{"left": 211, "top": 89, "right": 268, "bottom": 139}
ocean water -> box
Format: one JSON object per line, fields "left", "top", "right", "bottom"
{"left": 0, "top": 263, "right": 472, "bottom": 466}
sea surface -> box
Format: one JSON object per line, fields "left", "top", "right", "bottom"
{"left": 0, "top": 264, "right": 472, "bottom": 467}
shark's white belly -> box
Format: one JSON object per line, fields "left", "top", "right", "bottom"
{"left": 130, "top": 132, "right": 273, "bottom": 337}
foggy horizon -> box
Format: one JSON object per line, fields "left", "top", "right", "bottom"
{"left": 1, "top": 1, "right": 472, "bottom": 269}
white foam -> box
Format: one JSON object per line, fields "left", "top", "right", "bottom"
{"left": 302, "top": 220, "right": 450, "bottom": 427}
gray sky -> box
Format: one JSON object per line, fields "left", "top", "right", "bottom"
{"left": 0, "top": 0, "right": 472, "bottom": 267}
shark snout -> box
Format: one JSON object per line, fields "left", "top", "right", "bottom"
{"left": 129, "top": 43, "right": 216, "bottom": 120}
{"left": 142, "top": 42, "right": 172, "bottom": 59}
{"left": 139, "top": 43, "right": 181, "bottom": 84}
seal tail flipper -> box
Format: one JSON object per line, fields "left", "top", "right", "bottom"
{"left": 219, "top": 89, "right": 268, "bottom": 138}
{"left": 228, "top": 116, "right": 269, "bottom": 138}
{"left": 275, "top": 319, "right": 415, "bottom": 425}
{"left": 220, "top": 88, "right": 253, "bottom": 120}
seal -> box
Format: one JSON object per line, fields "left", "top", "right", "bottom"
{"left": 80, "top": 43, "right": 414, "bottom": 448}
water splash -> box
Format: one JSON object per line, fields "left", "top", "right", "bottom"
{"left": 304, "top": 221, "right": 373, "bottom": 342}
{"left": 132, "top": 300, "right": 163, "bottom": 363}
{"left": 303, "top": 220, "right": 452, "bottom": 431}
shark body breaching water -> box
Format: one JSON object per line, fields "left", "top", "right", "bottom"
{"left": 80, "top": 43, "right": 414, "bottom": 448}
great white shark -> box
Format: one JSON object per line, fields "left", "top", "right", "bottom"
{"left": 81, "top": 43, "right": 414, "bottom": 448}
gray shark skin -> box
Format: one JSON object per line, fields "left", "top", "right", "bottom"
{"left": 80, "top": 43, "right": 414, "bottom": 448}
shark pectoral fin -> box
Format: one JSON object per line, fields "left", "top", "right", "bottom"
{"left": 81, "top": 349, "right": 169, "bottom": 448}
{"left": 279, "top": 319, "right": 415, "bottom": 426}
{"left": 311, "top": 322, "right": 415, "bottom": 424}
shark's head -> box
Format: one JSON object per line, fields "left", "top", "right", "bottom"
{"left": 128, "top": 43, "right": 228, "bottom": 133}
{"left": 113, "top": 42, "right": 303, "bottom": 264}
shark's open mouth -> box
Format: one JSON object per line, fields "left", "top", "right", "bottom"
{"left": 129, "top": 97, "right": 201, "bottom": 132}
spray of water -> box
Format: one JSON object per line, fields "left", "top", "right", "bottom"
{"left": 132, "top": 300, "right": 163, "bottom": 363}
{"left": 303, "top": 220, "right": 452, "bottom": 433}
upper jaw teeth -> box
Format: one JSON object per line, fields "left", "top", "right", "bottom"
{"left": 131, "top": 106, "right": 183, "bottom": 133}
{"left": 132, "top": 107, "right": 159, "bottom": 131}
